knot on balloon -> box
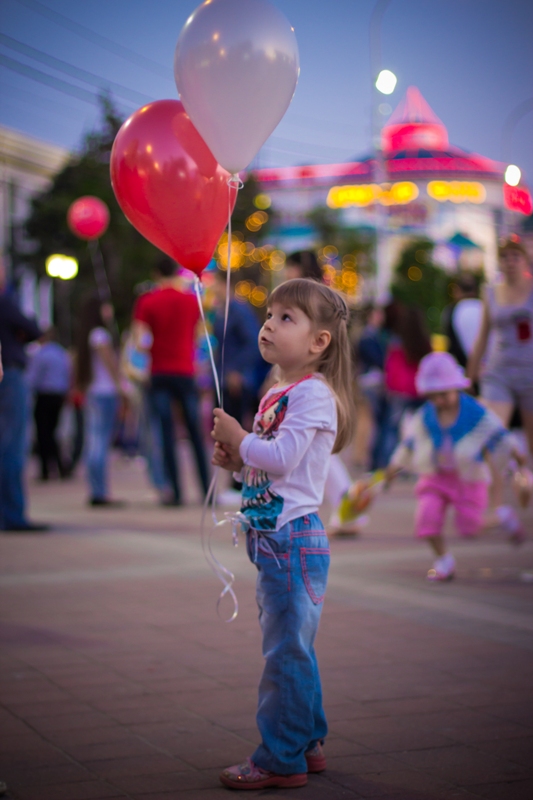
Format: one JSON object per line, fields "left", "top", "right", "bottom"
{"left": 227, "top": 174, "right": 244, "bottom": 190}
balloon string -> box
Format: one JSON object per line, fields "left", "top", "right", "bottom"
{"left": 220, "top": 183, "right": 233, "bottom": 403}
{"left": 87, "top": 240, "right": 112, "bottom": 304}
{"left": 194, "top": 276, "right": 221, "bottom": 407}
{"left": 221, "top": 175, "right": 242, "bottom": 390}
{"left": 200, "top": 470, "right": 240, "bottom": 623}
{"left": 192, "top": 176, "right": 242, "bottom": 623}
{"left": 87, "top": 240, "right": 120, "bottom": 346}
{"left": 194, "top": 274, "right": 239, "bottom": 622}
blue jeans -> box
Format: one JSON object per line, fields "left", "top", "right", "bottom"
{"left": 0, "top": 367, "right": 29, "bottom": 528}
{"left": 247, "top": 513, "right": 329, "bottom": 775}
{"left": 84, "top": 394, "right": 118, "bottom": 500}
{"left": 140, "top": 390, "right": 168, "bottom": 492}
{"left": 149, "top": 374, "right": 209, "bottom": 502}
{"left": 380, "top": 393, "right": 422, "bottom": 467}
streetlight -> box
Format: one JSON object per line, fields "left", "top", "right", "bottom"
{"left": 375, "top": 69, "right": 397, "bottom": 95}
{"left": 45, "top": 254, "right": 78, "bottom": 343}
{"left": 369, "top": 0, "right": 396, "bottom": 296}
{"left": 504, "top": 165, "right": 521, "bottom": 187}
{"left": 45, "top": 254, "right": 78, "bottom": 280}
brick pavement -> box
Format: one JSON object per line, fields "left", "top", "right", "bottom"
{"left": 1, "top": 453, "right": 532, "bottom": 800}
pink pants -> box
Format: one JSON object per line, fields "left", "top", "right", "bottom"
{"left": 415, "top": 473, "right": 488, "bottom": 538}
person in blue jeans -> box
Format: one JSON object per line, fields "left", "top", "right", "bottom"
{"left": 0, "top": 260, "right": 47, "bottom": 532}
{"left": 76, "top": 296, "right": 123, "bottom": 506}
{"left": 212, "top": 279, "right": 355, "bottom": 789}
{"left": 133, "top": 258, "right": 209, "bottom": 505}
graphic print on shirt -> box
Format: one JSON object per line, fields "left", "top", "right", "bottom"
{"left": 241, "top": 391, "right": 288, "bottom": 530}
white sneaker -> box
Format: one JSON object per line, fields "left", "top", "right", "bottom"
{"left": 216, "top": 489, "right": 242, "bottom": 507}
{"left": 427, "top": 553, "right": 456, "bottom": 582}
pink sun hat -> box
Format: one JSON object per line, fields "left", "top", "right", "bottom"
{"left": 415, "top": 352, "right": 471, "bottom": 395}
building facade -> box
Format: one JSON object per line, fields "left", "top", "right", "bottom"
{"left": 0, "top": 125, "right": 69, "bottom": 320}
{"left": 253, "top": 88, "right": 532, "bottom": 295}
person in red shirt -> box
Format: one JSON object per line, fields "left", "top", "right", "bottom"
{"left": 133, "top": 257, "right": 209, "bottom": 505}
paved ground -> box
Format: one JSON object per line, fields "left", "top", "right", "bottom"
{"left": 1, "top": 451, "right": 533, "bottom": 800}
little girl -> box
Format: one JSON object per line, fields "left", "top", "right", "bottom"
{"left": 211, "top": 278, "right": 354, "bottom": 790}
{"left": 381, "top": 352, "right": 526, "bottom": 581}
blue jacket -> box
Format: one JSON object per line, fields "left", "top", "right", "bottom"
{"left": 213, "top": 299, "right": 262, "bottom": 390}
{"left": 0, "top": 291, "right": 42, "bottom": 369}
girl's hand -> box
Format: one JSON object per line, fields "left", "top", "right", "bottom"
{"left": 212, "top": 408, "right": 247, "bottom": 449}
{"left": 212, "top": 442, "right": 244, "bottom": 472}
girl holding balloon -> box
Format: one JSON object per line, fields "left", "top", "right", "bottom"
{"left": 211, "top": 279, "right": 355, "bottom": 789}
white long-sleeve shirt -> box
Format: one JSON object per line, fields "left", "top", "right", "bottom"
{"left": 238, "top": 375, "right": 337, "bottom": 532}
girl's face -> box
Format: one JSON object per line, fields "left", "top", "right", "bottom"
{"left": 259, "top": 302, "right": 329, "bottom": 371}
{"left": 426, "top": 390, "right": 460, "bottom": 413}
{"left": 499, "top": 250, "right": 530, "bottom": 282}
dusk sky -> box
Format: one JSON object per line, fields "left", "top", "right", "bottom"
{"left": 1, "top": 0, "right": 532, "bottom": 180}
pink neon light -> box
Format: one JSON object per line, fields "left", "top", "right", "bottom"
{"left": 383, "top": 123, "right": 449, "bottom": 155}
{"left": 388, "top": 154, "right": 501, "bottom": 175}
{"left": 504, "top": 184, "right": 533, "bottom": 215}
{"left": 254, "top": 161, "right": 371, "bottom": 183}
{"left": 253, "top": 154, "right": 503, "bottom": 185}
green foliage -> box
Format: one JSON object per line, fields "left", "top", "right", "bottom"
{"left": 391, "top": 238, "right": 451, "bottom": 333}
{"left": 231, "top": 174, "right": 275, "bottom": 241}
{"left": 25, "top": 95, "right": 163, "bottom": 338}
{"left": 306, "top": 205, "right": 375, "bottom": 273}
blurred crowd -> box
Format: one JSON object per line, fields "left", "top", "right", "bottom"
{"left": 1, "top": 239, "right": 532, "bottom": 533}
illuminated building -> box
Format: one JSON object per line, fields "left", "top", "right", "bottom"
{"left": 252, "top": 88, "right": 532, "bottom": 292}
{"left": 0, "top": 125, "right": 69, "bottom": 323}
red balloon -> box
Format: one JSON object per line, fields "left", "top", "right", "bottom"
{"left": 67, "top": 196, "right": 109, "bottom": 240}
{"left": 110, "top": 99, "right": 237, "bottom": 276}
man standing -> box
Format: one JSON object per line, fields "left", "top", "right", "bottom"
{"left": 211, "top": 269, "right": 262, "bottom": 504}
{"left": 27, "top": 327, "right": 71, "bottom": 481}
{"left": 212, "top": 269, "right": 261, "bottom": 429}
{"left": 0, "top": 259, "right": 48, "bottom": 531}
{"left": 133, "top": 257, "right": 209, "bottom": 505}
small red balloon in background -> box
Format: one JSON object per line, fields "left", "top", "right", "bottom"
{"left": 110, "top": 99, "right": 236, "bottom": 277}
{"left": 67, "top": 196, "right": 110, "bottom": 240}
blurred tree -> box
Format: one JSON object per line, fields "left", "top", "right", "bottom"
{"left": 307, "top": 206, "right": 374, "bottom": 270}
{"left": 391, "top": 238, "right": 451, "bottom": 333}
{"left": 231, "top": 174, "right": 276, "bottom": 241}
{"left": 212, "top": 174, "right": 281, "bottom": 314}
{"left": 25, "top": 95, "right": 166, "bottom": 340}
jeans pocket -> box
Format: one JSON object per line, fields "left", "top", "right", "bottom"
{"left": 300, "top": 548, "right": 330, "bottom": 604}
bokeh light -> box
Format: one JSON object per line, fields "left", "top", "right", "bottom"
{"left": 254, "top": 193, "right": 272, "bottom": 210}
{"left": 505, "top": 165, "right": 521, "bottom": 187}
{"left": 250, "top": 286, "right": 268, "bottom": 307}
{"left": 235, "top": 280, "right": 253, "bottom": 297}
{"left": 375, "top": 69, "right": 397, "bottom": 95}
{"left": 269, "top": 250, "right": 286, "bottom": 271}
{"left": 245, "top": 210, "right": 269, "bottom": 232}
{"left": 45, "top": 254, "right": 78, "bottom": 280}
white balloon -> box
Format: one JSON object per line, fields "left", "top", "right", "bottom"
{"left": 174, "top": 0, "right": 299, "bottom": 175}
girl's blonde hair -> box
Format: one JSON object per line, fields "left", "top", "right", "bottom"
{"left": 268, "top": 279, "right": 355, "bottom": 453}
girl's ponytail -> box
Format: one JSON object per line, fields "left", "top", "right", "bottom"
{"left": 318, "top": 310, "right": 355, "bottom": 453}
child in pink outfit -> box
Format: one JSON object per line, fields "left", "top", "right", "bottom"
{"left": 382, "top": 352, "right": 528, "bottom": 580}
